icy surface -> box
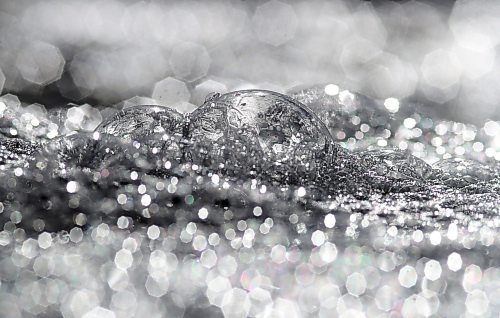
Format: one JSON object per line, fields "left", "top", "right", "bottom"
{"left": 0, "top": 88, "right": 499, "bottom": 317}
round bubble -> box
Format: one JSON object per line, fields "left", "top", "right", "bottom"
{"left": 188, "top": 90, "right": 339, "bottom": 185}
{"left": 97, "top": 105, "right": 184, "bottom": 140}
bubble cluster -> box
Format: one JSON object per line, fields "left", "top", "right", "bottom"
{"left": 1, "top": 78, "right": 500, "bottom": 318}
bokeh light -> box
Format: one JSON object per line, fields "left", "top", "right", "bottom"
{"left": 0, "top": 0, "right": 497, "bottom": 122}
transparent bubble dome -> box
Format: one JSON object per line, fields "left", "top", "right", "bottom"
{"left": 188, "top": 90, "right": 346, "bottom": 186}
{"left": 190, "top": 89, "right": 333, "bottom": 151}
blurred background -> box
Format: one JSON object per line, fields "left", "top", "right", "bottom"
{"left": 0, "top": 0, "right": 498, "bottom": 123}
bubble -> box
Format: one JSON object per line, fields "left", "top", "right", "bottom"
{"left": 96, "top": 105, "right": 184, "bottom": 160}
{"left": 434, "top": 158, "right": 498, "bottom": 185}
{"left": 360, "top": 148, "right": 433, "bottom": 182}
{"left": 3, "top": 70, "right": 500, "bottom": 318}
{"left": 188, "top": 89, "right": 338, "bottom": 186}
